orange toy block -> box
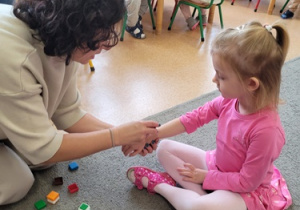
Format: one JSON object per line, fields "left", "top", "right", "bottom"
{"left": 46, "top": 191, "right": 60, "bottom": 204}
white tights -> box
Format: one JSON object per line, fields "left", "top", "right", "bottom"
{"left": 155, "top": 140, "right": 247, "bottom": 210}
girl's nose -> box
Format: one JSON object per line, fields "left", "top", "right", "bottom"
{"left": 212, "top": 74, "right": 217, "bottom": 83}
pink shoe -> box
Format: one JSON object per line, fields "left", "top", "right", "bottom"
{"left": 127, "top": 166, "right": 176, "bottom": 194}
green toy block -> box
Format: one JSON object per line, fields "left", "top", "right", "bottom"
{"left": 78, "top": 202, "right": 90, "bottom": 210}
{"left": 34, "top": 199, "right": 47, "bottom": 210}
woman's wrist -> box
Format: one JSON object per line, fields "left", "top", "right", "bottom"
{"left": 108, "top": 128, "right": 115, "bottom": 148}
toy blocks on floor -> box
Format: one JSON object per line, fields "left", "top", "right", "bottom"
{"left": 78, "top": 203, "right": 91, "bottom": 210}
{"left": 68, "top": 161, "right": 79, "bottom": 171}
{"left": 34, "top": 199, "right": 47, "bottom": 210}
{"left": 68, "top": 183, "right": 79, "bottom": 193}
{"left": 46, "top": 190, "right": 60, "bottom": 204}
{"left": 52, "top": 176, "right": 63, "bottom": 186}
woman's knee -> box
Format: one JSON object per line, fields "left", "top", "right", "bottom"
{"left": 0, "top": 145, "right": 35, "bottom": 205}
{"left": 0, "top": 169, "right": 35, "bottom": 205}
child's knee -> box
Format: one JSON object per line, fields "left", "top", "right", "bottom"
{"left": 156, "top": 139, "right": 173, "bottom": 159}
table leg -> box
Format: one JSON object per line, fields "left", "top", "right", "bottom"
{"left": 208, "top": 4, "right": 216, "bottom": 24}
{"left": 156, "top": 0, "right": 164, "bottom": 34}
{"left": 267, "top": 0, "right": 276, "bottom": 14}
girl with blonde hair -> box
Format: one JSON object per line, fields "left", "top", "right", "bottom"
{"left": 125, "top": 21, "right": 292, "bottom": 210}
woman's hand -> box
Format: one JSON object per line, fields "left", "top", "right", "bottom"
{"left": 177, "top": 163, "right": 208, "bottom": 184}
{"left": 113, "top": 120, "right": 159, "bottom": 146}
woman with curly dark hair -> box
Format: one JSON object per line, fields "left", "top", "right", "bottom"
{"left": 0, "top": 0, "right": 159, "bottom": 205}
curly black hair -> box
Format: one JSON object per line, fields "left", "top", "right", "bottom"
{"left": 13, "top": 0, "right": 126, "bottom": 64}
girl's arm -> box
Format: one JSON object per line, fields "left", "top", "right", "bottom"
{"left": 156, "top": 118, "right": 186, "bottom": 140}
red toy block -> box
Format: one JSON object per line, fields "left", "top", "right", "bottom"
{"left": 68, "top": 183, "right": 79, "bottom": 193}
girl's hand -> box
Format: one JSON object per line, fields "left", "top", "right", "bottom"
{"left": 122, "top": 138, "right": 159, "bottom": 157}
{"left": 122, "top": 142, "right": 145, "bottom": 157}
{"left": 138, "top": 138, "right": 159, "bottom": 156}
{"left": 177, "top": 163, "right": 208, "bottom": 184}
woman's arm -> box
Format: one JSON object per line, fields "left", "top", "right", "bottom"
{"left": 43, "top": 114, "right": 159, "bottom": 164}
{"left": 65, "top": 113, "right": 113, "bottom": 133}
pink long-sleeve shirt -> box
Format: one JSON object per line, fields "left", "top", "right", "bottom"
{"left": 180, "top": 96, "right": 285, "bottom": 193}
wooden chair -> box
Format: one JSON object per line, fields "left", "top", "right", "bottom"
{"left": 168, "top": 0, "right": 224, "bottom": 42}
{"left": 120, "top": 0, "right": 156, "bottom": 41}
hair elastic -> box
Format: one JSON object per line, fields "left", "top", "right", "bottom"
{"left": 236, "top": 24, "right": 245, "bottom": 32}
{"left": 264, "top": 25, "right": 272, "bottom": 32}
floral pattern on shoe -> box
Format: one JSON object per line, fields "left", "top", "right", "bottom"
{"left": 127, "top": 166, "right": 176, "bottom": 194}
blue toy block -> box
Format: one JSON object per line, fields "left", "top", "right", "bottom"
{"left": 68, "top": 161, "right": 79, "bottom": 171}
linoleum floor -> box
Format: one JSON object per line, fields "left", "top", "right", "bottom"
{"left": 77, "top": 0, "right": 300, "bottom": 125}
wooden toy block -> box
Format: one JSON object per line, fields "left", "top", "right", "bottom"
{"left": 52, "top": 176, "right": 63, "bottom": 186}
{"left": 68, "top": 161, "right": 79, "bottom": 171}
{"left": 46, "top": 190, "right": 60, "bottom": 204}
{"left": 78, "top": 203, "right": 91, "bottom": 210}
{"left": 34, "top": 199, "right": 47, "bottom": 210}
{"left": 68, "top": 183, "right": 79, "bottom": 193}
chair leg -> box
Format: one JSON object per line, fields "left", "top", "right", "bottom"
{"left": 192, "top": 7, "right": 197, "bottom": 17}
{"left": 120, "top": 12, "right": 127, "bottom": 41}
{"left": 231, "top": 0, "right": 235, "bottom": 5}
{"left": 196, "top": 7, "right": 204, "bottom": 42}
{"left": 153, "top": 0, "right": 158, "bottom": 11}
{"left": 254, "top": 0, "right": 261, "bottom": 12}
{"left": 280, "top": 0, "right": 290, "bottom": 12}
{"left": 168, "top": 2, "right": 181, "bottom": 30}
{"left": 151, "top": 0, "right": 155, "bottom": 7}
{"left": 147, "top": 0, "right": 156, "bottom": 29}
{"left": 218, "top": 5, "right": 224, "bottom": 29}
{"left": 170, "top": 0, "right": 179, "bottom": 20}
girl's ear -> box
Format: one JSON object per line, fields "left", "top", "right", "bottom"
{"left": 247, "top": 77, "right": 260, "bottom": 92}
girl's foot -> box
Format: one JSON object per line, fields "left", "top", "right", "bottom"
{"left": 138, "top": 15, "right": 143, "bottom": 29}
{"left": 186, "top": 17, "right": 199, "bottom": 30}
{"left": 201, "top": 14, "right": 207, "bottom": 26}
{"left": 126, "top": 20, "right": 146, "bottom": 39}
{"left": 127, "top": 166, "right": 176, "bottom": 194}
{"left": 281, "top": 10, "right": 294, "bottom": 19}
{"left": 196, "top": 15, "right": 207, "bottom": 26}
